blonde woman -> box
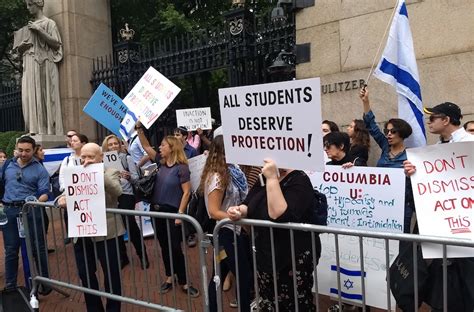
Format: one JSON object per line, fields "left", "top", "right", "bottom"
{"left": 102, "top": 135, "right": 149, "bottom": 269}
{"left": 136, "top": 122, "right": 199, "bottom": 297}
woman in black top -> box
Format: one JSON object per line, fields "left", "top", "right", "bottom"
{"left": 324, "top": 132, "right": 366, "bottom": 166}
{"left": 228, "top": 158, "right": 318, "bottom": 311}
{"left": 346, "top": 119, "right": 370, "bottom": 165}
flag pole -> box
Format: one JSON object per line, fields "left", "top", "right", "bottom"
{"left": 365, "top": 0, "right": 400, "bottom": 86}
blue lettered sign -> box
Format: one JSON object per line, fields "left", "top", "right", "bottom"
{"left": 83, "top": 83, "right": 128, "bottom": 136}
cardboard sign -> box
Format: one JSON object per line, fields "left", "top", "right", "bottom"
{"left": 407, "top": 142, "right": 474, "bottom": 258}
{"left": 103, "top": 151, "right": 124, "bottom": 171}
{"left": 218, "top": 78, "right": 324, "bottom": 172}
{"left": 188, "top": 154, "right": 208, "bottom": 192}
{"left": 120, "top": 67, "right": 181, "bottom": 139}
{"left": 83, "top": 83, "right": 127, "bottom": 136}
{"left": 176, "top": 107, "right": 212, "bottom": 131}
{"left": 64, "top": 163, "right": 107, "bottom": 237}
{"left": 309, "top": 166, "right": 405, "bottom": 310}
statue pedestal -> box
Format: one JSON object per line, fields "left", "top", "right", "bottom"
{"left": 28, "top": 133, "right": 65, "bottom": 148}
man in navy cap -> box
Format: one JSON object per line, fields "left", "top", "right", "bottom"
{"left": 422, "top": 102, "right": 473, "bottom": 143}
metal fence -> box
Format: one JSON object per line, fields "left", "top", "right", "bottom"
{"left": 16, "top": 201, "right": 474, "bottom": 311}
{"left": 18, "top": 201, "right": 210, "bottom": 311}
{"left": 211, "top": 218, "right": 474, "bottom": 312}
{"left": 0, "top": 83, "right": 24, "bottom": 132}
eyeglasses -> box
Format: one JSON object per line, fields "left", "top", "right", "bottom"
{"left": 16, "top": 171, "right": 22, "bottom": 182}
{"left": 323, "top": 142, "right": 332, "bottom": 149}
{"left": 383, "top": 128, "right": 398, "bottom": 135}
{"left": 428, "top": 115, "right": 446, "bottom": 122}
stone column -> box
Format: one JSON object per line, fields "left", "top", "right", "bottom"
{"left": 44, "top": 0, "right": 112, "bottom": 143}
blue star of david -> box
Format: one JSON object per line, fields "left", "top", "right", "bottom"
{"left": 343, "top": 279, "right": 354, "bottom": 290}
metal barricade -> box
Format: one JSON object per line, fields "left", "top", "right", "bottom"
{"left": 20, "top": 201, "right": 211, "bottom": 311}
{"left": 212, "top": 218, "right": 474, "bottom": 312}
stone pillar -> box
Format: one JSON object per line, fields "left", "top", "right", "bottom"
{"left": 44, "top": 0, "right": 112, "bottom": 143}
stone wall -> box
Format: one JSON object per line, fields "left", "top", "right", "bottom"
{"left": 296, "top": 0, "right": 474, "bottom": 165}
{"left": 44, "top": 0, "right": 112, "bottom": 142}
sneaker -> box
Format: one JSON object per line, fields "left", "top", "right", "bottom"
{"left": 229, "top": 299, "right": 238, "bottom": 308}
{"left": 182, "top": 285, "right": 199, "bottom": 298}
{"left": 187, "top": 234, "right": 197, "bottom": 248}
{"left": 160, "top": 282, "right": 173, "bottom": 294}
{"left": 328, "top": 304, "right": 343, "bottom": 312}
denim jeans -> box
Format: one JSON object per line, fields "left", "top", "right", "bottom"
{"left": 1, "top": 205, "right": 49, "bottom": 289}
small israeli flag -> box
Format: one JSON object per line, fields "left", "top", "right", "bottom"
{"left": 329, "top": 265, "right": 366, "bottom": 301}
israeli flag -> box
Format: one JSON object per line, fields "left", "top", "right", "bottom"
{"left": 329, "top": 265, "right": 366, "bottom": 301}
{"left": 374, "top": 0, "right": 426, "bottom": 147}
{"left": 43, "top": 148, "right": 72, "bottom": 176}
{"left": 119, "top": 110, "right": 139, "bottom": 140}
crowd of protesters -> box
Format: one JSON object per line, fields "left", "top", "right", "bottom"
{"left": 0, "top": 87, "right": 473, "bottom": 311}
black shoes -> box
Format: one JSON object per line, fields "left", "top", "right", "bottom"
{"left": 187, "top": 234, "right": 197, "bottom": 248}
{"left": 159, "top": 281, "right": 200, "bottom": 298}
{"left": 160, "top": 282, "right": 173, "bottom": 294}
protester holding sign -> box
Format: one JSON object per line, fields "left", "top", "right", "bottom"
{"left": 199, "top": 135, "right": 251, "bottom": 312}
{"left": 228, "top": 158, "right": 318, "bottom": 311}
{"left": 360, "top": 87, "right": 416, "bottom": 233}
{"left": 102, "top": 135, "right": 149, "bottom": 270}
{"left": 59, "top": 133, "right": 88, "bottom": 244}
{"left": 135, "top": 121, "right": 199, "bottom": 297}
{"left": 58, "top": 143, "right": 124, "bottom": 312}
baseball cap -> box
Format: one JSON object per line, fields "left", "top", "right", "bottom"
{"left": 423, "top": 102, "right": 462, "bottom": 121}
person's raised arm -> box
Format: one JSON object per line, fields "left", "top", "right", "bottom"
{"left": 359, "top": 86, "right": 371, "bottom": 114}
{"left": 135, "top": 121, "right": 157, "bottom": 161}
{"left": 197, "top": 128, "right": 212, "bottom": 149}
{"left": 262, "top": 159, "right": 287, "bottom": 219}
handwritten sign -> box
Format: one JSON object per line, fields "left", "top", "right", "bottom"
{"left": 407, "top": 142, "right": 474, "bottom": 258}
{"left": 64, "top": 163, "right": 107, "bottom": 237}
{"left": 309, "top": 166, "right": 405, "bottom": 310}
{"left": 120, "top": 67, "right": 181, "bottom": 139}
{"left": 176, "top": 107, "right": 212, "bottom": 131}
{"left": 103, "top": 151, "right": 124, "bottom": 171}
{"left": 218, "top": 78, "right": 324, "bottom": 171}
{"left": 188, "top": 154, "right": 208, "bottom": 192}
{"left": 83, "top": 83, "right": 127, "bottom": 136}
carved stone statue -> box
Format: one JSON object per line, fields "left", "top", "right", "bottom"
{"left": 14, "top": 0, "right": 63, "bottom": 135}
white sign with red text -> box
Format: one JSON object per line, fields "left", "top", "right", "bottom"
{"left": 64, "top": 163, "right": 107, "bottom": 237}
{"left": 120, "top": 67, "right": 181, "bottom": 139}
{"left": 309, "top": 166, "right": 405, "bottom": 310}
{"left": 218, "top": 78, "right": 324, "bottom": 172}
{"left": 407, "top": 142, "right": 474, "bottom": 258}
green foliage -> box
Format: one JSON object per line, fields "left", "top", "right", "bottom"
{"left": 0, "top": 0, "right": 30, "bottom": 79}
{"left": 0, "top": 131, "right": 25, "bottom": 157}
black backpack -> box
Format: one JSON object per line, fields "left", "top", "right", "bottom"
{"left": 186, "top": 191, "right": 215, "bottom": 234}
{"left": 283, "top": 171, "right": 328, "bottom": 226}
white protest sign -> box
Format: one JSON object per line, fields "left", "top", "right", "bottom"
{"left": 176, "top": 107, "right": 212, "bottom": 131}
{"left": 218, "top": 78, "right": 324, "bottom": 172}
{"left": 64, "top": 163, "right": 107, "bottom": 237}
{"left": 407, "top": 141, "right": 474, "bottom": 258}
{"left": 135, "top": 201, "right": 154, "bottom": 237}
{"left": 188, "top": 154, "right": 208, "bottom": 192}
{"left": 309, "top": 166, "right": 405, "bottom": 310}
{"left": 103, "top": 151, "right": 124, "bottom": 171}
{"left": 121, "top": 66, "right": 181, "bottom": 134}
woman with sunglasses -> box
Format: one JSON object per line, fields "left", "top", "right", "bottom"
{"left": 359, "top": 87, "right": 415, "bottom": 233}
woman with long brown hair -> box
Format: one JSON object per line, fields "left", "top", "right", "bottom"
{"left": 346, "top": 119, "right": 370, "bottom": 165}
{"left": 199, "top": 135, "right": 251, "bottom": 311}
{"left": 135, "top": 122, "right": 199, "bottom": 297}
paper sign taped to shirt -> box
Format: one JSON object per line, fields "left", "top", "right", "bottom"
{"left": 63, "top": 163, "right": 107, "bottom": 237}
{"left": 218, "top": 78, "right": 324, "bottom": 172}
{"left": 407, "top": 141, "right": 474, "bottom": 258}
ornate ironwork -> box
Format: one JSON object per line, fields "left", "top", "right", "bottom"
{"left": 0, "top": 82, "right": 24, "bottom": 132}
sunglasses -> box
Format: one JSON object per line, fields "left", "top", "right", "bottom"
{"left": 323, "top": 142, "right": 332, "bottom": 149}
{"left": 383, "top": 128, "right": 398, "bottom": 135}
{"left": 16, "top": 171, "right": 22, "bottom": 182}
{"left": 428, "top": 115, "right": 446, "bottom": 122}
